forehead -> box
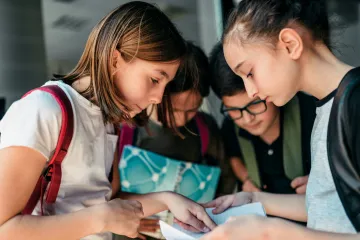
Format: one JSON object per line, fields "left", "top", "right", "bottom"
{"left": 223, "top": 41, "right": 247, "bottom": 70}
{"left": 171, "top": 90, "right": 202, "bottom": 110}
{"left": 133, "top": 58, "right": 180, "bottom": 79}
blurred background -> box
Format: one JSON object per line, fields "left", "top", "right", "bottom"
{"left": 0, "top": 0, "right": 359, "bottom": 121}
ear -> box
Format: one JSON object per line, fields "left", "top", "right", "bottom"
{"left": 111, "top": 49, "right": 122, "bottom": 70}
{"left": 278, "top": 28, "right": 303, "bottom": 60}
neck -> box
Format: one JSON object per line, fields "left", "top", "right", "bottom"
{"left": 148, "top": 106, "right": 162, "bottom": 126}
{"left": 260, "top": 110, "right": 280, "bottom": 145}
{"left": 299, "top": 44, "right": 353, "bottom": 100}
{"left": 72, "top": 76, "right": 91, "bottom": 93}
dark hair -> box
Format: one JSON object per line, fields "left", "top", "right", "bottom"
{"left": 167, "top": 42, "right": 210, "bottom": 98}
{"left": 53, "top": 1, "right": 190, "bottom": 129}
{"left": 209, "top": 42, "right": 245, "bottom": 98}
{"left": 223, "top": 0, "right": 330, "bottom": 48}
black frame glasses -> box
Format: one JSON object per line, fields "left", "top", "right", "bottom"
{"left": 220, "top": 99, "right": 267, "bottom": 120}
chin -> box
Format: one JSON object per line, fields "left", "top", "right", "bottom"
{"left": 272, "top": 97, "right": 287, "bottom": 107}
{"left": 246, "top": 128, "right": 265, "bottom": 137}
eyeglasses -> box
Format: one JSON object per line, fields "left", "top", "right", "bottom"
{"left": 220, "top": 99, "right": 267, "bottom": 120}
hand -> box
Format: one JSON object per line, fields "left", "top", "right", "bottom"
{"left": 139, "top": 218, "right": 160, "bottom": 233}
{"left": 165, "top": 193, "right": 217, "bottom": 233}
{"left": 136, "top": 218, "right": 160, "bottom": 240}
{"left": 202, "top": 192, "right": 253, "bottom": 214}
{"left": 200, "top": 215, "right": 273, "bottom": 240}
{"left": 98, "top": 199, "right": 144, "bottom": 238}
{"left": 242, "top": 179, "right": 261, "bottom": 192}
{"left": 291, "top": 175, "right": 309, "bottom": 194}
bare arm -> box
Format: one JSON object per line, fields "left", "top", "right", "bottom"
{"left": 0, "top": 147, "right": 106, "bottom": 240}
{"left": 117, "top": 191, "right": 168, "bottom": 217}
{"left": 254, "top": 192, "right": 307, "bottom": 222}
{"left": 204, "top": 191, "right": 307, "bottom": 223}
{"left": 230, "top": 156, "right": 248, "bottom": 182}
{"left": 201, "top": 215, "right": 359, "bottom": 240}
{"left": 271, "top": 217, "right": 359, "bottom": 240}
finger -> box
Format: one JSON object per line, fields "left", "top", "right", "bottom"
{"left": 187, "top": 215, "right": 206, "bottom": 232}
{"left": 202, "top": 200, "right": 217, "bottom": 208}
{"left": 201, "top": 196, "right": 227, "bottom": 208}
{"left": 137, "top": 233, "right": 147, "bottom": 240}
{"left": 290, "top": 177, "right": 300, "bottom": 188}
{"left": 291, "top": 176, "right": 307, "bottom": 188}
{"left": 140, "top": 218, "right": 159, "bottom": 225}
{"left": 296, "top": 184, "right": 307, "bottom": 194}
{"left": 213, "top": 197, "right": 233, "bottom": 214}
{"left": 176, "top": 221, "right": 202, "bottom": 233}
{"left": 139, "top": 226, "right": 160, "bottom": 232}
{"left": 195, "top": 208, "right": 217, "bottom": 230}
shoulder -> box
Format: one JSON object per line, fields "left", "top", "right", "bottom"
{"left": 10, "top": 89, "right": 62, "bottom": 121}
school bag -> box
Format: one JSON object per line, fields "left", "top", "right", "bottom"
{"left": 22, "top": 85, "right": 75, "bottom": 215}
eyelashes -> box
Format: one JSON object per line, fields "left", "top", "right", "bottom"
{"left": 151, "top": 78, "right": 159, "bottom": 84}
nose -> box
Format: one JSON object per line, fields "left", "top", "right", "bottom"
{"left": 243, "top": 78, "right": 258, "bottom": 99}
{"left": 242, "top": 110, "right": 255, "bottom": 124}
{"left": 150, "top": 85, "right": 165, "bottom": 105}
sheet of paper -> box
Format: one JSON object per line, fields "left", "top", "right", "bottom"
{"left": 160, "top": 202, "right": 266, "bottom": 240}
{"left": 160, "top": 220, "right": 197, "bottom": 240}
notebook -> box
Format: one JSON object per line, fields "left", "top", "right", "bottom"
{"left": 160, "top": 202, "right": 266, "bottom": 240}
{"left": 119, "top": 145, "right": 221, "bottom": 238}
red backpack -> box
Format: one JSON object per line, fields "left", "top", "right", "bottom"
{"left": 22, "top": 85, "right": 74, "bottom": 215}
{"left": 22, "top": 85, "right": 209, "bottom": 215}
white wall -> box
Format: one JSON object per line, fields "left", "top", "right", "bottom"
{"left": 197, "top": 0, "right": 224, "bottom": 125}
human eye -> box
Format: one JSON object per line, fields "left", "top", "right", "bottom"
{"left": 151, "top": 78, "right": 159, "bottom": 84}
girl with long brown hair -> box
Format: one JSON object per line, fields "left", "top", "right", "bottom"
{"left": 0, "top": 2, "right": 215, "bottom": 239}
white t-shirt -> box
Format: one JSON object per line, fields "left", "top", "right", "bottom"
{"left": 306, "top": 96, "right": 356, "bottom": 234}
{"left": 0, "top": 81, "right": 118, "bottom": 240}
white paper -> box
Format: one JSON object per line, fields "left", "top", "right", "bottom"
{"left": 160, "top": 202, "right": 266, "bottom": 240}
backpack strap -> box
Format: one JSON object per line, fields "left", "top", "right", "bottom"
{"left": 22, "top": 85, "right": 74, "bottom": 215}
{"left": 282, "top": 95, "right": 304, "bottom": 180}
{"left": 195, "top": 113, "right": 209, "bottom": 157}
{"left": 118, "top": 124, "right": 135, "bottom": 163}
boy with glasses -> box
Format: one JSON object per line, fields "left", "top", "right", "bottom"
{"left": 210, "top": 43, "right": 316, "bottom": 194}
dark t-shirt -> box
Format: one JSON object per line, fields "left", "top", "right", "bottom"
{"left": 221, "top": 93, "right": 316, "bottom": 194}
{"left": 134, "top": 112, "right": 236, "bottom": 196}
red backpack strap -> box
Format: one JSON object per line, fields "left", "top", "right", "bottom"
{"left": 22, "top": 85, "right": 74, "bottom": 215}
{"left": 118, "top": 124, "right": 135, "bottom": 163}
{"left": 195, "top": 113, "right": 209, "bottom": 156}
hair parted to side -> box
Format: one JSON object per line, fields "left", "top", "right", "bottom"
{"left": 167, "top": 42, "right": 210, "bottom": 98}
{"left": 53, "top": 1, "right": 191, "bottom": 129}
{"left": 209, "top": 42, "right": 245, "bottom": 98}
{"left": 223, "top": 0, "right": 330, "bottom": 48}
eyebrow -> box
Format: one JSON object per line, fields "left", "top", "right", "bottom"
{"left": 233, "top": 61, "right": 245, "bottom": 73}
{"left": 156, "top": 69, "right": 169, "bottom": 80}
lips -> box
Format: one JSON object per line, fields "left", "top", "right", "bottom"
{"left": 246, "top": 122, "right": 261, "bottom": 129}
